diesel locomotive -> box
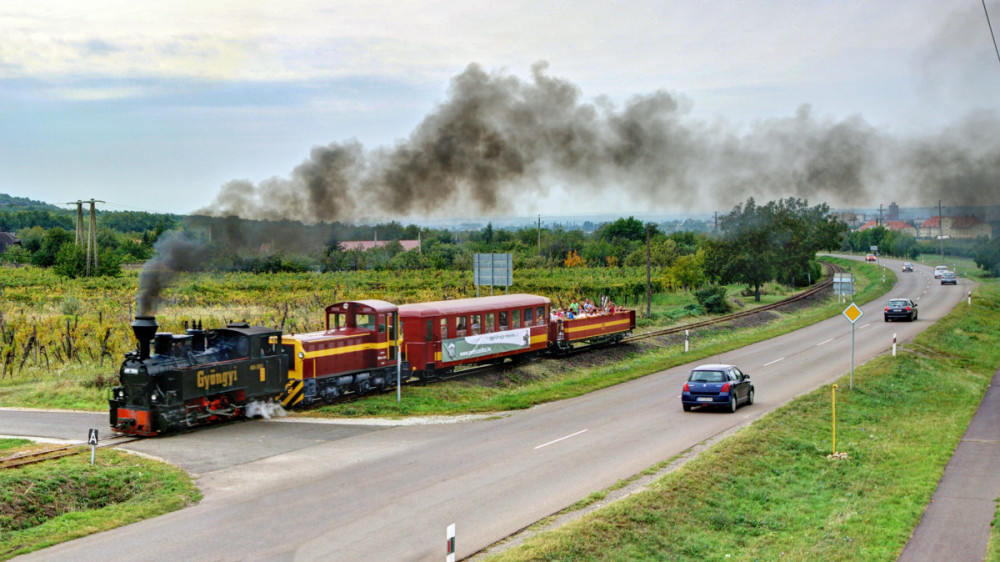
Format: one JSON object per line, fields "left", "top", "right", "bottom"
{"left": 110, "top": 316, "right": 288, "bottom": 436}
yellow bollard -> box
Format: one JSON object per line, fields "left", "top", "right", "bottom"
{"left": 832, "top": 384, "right": 838, "bottom": 455}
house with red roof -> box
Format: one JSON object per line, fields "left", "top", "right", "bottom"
{"left": 858, "top": 220, "right": 917, "bottom": 237}
{"left": 918, "top": 216, "right": 992, "bottom": 239}
{"left": 337, "top": 239, "right": 421, "bottom": 252}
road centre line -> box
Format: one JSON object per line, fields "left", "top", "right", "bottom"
{"left": 534, "top": 429, "right": 588, "bottom": 450}
{"left": 816, "top": 338, "right": 834, "bottom": 346}
{"left": 763, "top": 357, "right": 784, "bottom": 367}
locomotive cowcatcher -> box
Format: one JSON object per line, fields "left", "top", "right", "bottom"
{"left": 110, "top": 316, "right": 289, "bottom": 436}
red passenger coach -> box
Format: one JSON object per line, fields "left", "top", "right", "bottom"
{"left": 548, "top": 309, "right": 636, "bottom": 352}
{"left": 279, "top": 300, "right": 408, "bottom": 407}
{"left": 399, "top": 294, "right": 551, "bottom": 378}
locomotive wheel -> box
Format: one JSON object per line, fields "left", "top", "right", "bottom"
{"left": 356, "top": 380, "right": 371, "bottom": 395}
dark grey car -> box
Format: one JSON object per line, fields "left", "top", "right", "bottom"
{"left": 884, "top": 298, "right": 918, "bottom": 322}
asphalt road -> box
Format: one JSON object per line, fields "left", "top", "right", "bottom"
{"left": 4, "top": 257, "right": 972, "bottom": 561}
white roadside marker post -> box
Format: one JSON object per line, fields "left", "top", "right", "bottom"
{"left": 446, "top": 523, "right": 456, "bottom": 562}
{"left": 892, "top": 333, "right": 897, "bottom": 357}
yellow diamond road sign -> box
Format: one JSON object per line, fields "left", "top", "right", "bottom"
{"left": 842, "top": 302, "right": 864, "bottom": 324}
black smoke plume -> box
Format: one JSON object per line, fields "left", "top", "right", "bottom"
{"left": 197, "top": 62, "right": 1000, "bottom": 222}
{"left": 136, "top": 233, "right": 207, "bottom": 316}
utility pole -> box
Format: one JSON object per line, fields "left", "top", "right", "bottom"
{"left": 68, "top": 200, "right": 103, "bottom": 276}
{"left": 645, "top": 225, "right": 651, "bottom": 319}
{"left": 878, "top": 204, "right": 884, "bottom": 227}
{"left": 939, "top": 200, "right": 944, "bottom": 261}
{"left": 537, "top": 215, "right": 541, "bottom": 255}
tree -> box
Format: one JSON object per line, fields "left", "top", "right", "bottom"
{"left": 563, "top": 249, "right": 584, "bottom": 268}
{"left": 973, "top": 236, "right": 1000, "bottom": 277}
{"left": 31, "top": 227, "right": 74, "bottom": 267}
{"left": 704, "top": 198, "right": 776, "bottom": 301}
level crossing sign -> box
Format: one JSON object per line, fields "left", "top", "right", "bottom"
{"left": 88, "top": 428, "right": 99, "bottom": 446}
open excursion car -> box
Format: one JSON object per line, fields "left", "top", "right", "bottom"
{"left": 681, "top": 364, "right": 754, "bottom": 413}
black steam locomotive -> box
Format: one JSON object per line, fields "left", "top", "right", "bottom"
{"left": 110, "top": 316, "right": 289, "bottom": 436}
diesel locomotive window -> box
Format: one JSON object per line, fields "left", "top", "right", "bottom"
{"left": 512, "top": 309, "right": 521, "bottom": 328}
{"left": 485, "top": 313, "right": 495, "bottom": 333}
{"left": 498, "top": 311, "right": 508, "bottom": 330}
{"left": 426, "top": 320, "right": 433, "bottom": 342}
{"left": 379, "top": 315, "right": 387, "bottom": 334}
{"left": 471, "top": 314, "right": 481, "bottom": 335}
{"left": 524, "top": 307, "right": 533, "bottom": 326}
{"left": 357, "top": 314, "right": 375, "bottom": 331}
{"left": 388, "top": 313, "right": 396, "bottom": 341}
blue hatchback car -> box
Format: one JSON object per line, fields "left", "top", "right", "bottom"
{"left": 681, "top": 364, "right": 754, "bottom": 413}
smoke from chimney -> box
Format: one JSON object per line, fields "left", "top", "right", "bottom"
{"left": 136, "top": 233, "right": 208, "bottom": 316}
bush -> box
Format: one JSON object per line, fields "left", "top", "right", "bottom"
{"left": 694, "top": 284, "right": 730, "bottom": 314}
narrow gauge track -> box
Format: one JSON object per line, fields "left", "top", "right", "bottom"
{"left": 624, "top": 261, "right": 844, "bottom": 344}
{"left": 1, "top": 435, "right": 143, "bottom": 469}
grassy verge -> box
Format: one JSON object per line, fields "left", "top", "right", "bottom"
{"left": 309, "top": 257, "right": 892, "bottom": 417}
{"left": 484, "top": 279, "right": 1000, "bottom": 561}
{"left": 0, "top": 447, "right": 201, "bottom": 560}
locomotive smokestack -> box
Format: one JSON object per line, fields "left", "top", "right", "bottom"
{"left": 132, "top": 316, "right": 159, "bottom": 360}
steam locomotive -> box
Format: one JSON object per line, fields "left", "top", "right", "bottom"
{"left": 110, "top": 316, "right": 288, "bottom": 436}
{"left": 111, "top": 294, "right": 635, "bottom": 436}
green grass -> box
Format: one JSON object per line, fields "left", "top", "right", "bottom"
{"left": 0, "top": 448, "right": 201, "bottom": 560}
{"left": 485, "top": 280, "right": 1000, "bottom": 561}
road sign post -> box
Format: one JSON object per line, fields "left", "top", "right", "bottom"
{"left": 831, "top": 384, "right": 838, "bottom": 455}
{"left": 842, "top": 303, "right": 864, "bottom": 389}
{"left": 88, "top": 428, "right": 99, "bottom": 465}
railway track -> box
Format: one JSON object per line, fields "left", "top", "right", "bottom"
{"left": 624, "top": 261, "right": 843, "bottom": 344}
{"left": 1, "top": 435, "right": 143, "bottom": 469}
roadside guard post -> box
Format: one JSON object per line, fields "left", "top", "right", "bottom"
{"left": 842, "top": 303, "right": 864, "bottom": 389}
{"left": 831, "top": 385, "right": 838, "bottom": 455}
{"left": 446, "top": 523, "right": 456, "bottom": 562}
{"left": 88, "top": 428, "right": 98, "bottom": 465}
{"left": 892, "top": 333, "right": 897, "bottom": 357}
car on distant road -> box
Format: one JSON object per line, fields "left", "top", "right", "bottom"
{"left": 681, "top": 364, "right": 754, "bottom": 413}
{"left": 941, "top": 271, "right": 958, "bottom": 285}
{"left": 884, "top": 298, "right": 918, "bottom": 322}
{"left": 934, "top": 265, "right": 948, "bottom": 278}
{"left": 865, "top": 254, "right": 877, "bottom": 262}
{"left": 901, "top": 262, "right": 913, "bottom": 272}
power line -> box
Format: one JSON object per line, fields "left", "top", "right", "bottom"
{"left": 984, "top": 0, "right": 1000, "bottom": 66}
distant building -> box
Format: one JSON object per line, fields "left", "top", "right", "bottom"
{"left": 0, "top": 232, "right": 20, "bottom": 253}
{"left": 337, "top": 240, "right": 421, "bottom": 252}
{"left": 918, "top": 216, "right": 992, "bottom": 239}
{"left": 887, "top": 202, "right": 900, "bottom": 221}
{"left": 858, "top": 220, "right": 917, "bottom": 237}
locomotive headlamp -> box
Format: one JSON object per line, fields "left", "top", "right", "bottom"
{"left": 298, "top": 351, "right": 305, "bottom": 358}
{"left": 151, "top": 394, "right": 157, "bottom": 402}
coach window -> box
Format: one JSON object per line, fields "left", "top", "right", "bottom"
{"left": 524, "top": 307, "right": 533, "bottom": 326}
{"left": 456, "top": 316, "right": 467, "bottom": 337}
{"left": 512, "top": 309, "right": 521, "bottom": 328}
{"left": 440, "top": 318, "right": 449, "bottom": 340}
{"left": 426, "top": 319, "right": 433, "bottom": 342}
{"left": 485, "top": 313, "right": 495, "bottom": 333}
{"left": 536, "top": 306, "right": 546, "bottom": 326}
{"left": 498, "top": 310, "right": 508, "bottom": 330}
{"left": 471, "top": 314, "right": 481, "bottom": 335}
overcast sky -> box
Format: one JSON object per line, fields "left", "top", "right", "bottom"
{"left": 2, "top": 1, "right": 999, "bottom": 220}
